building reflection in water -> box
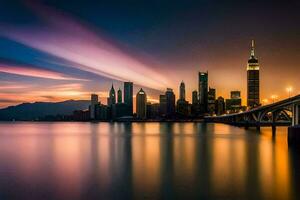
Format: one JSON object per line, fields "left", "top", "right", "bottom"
{"left": 0, "top": 122, "right": 298, "bottom": 199}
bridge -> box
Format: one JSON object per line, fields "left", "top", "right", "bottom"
{"left": 205, "top": 94, "right": 300, "bottom": 130}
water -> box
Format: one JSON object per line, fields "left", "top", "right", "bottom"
{"left": 0, "top": 122, "right": 299, "bottom": 200}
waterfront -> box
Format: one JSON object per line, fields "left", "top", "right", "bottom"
{"left": 0, "top": 122, "right": 299, "bottom": 200}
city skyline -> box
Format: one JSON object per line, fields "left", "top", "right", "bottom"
{"left": 0, "top": 1, "right": 300, "bottom": 108}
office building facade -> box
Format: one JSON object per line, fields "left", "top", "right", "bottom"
{"left": 136, "top": 88, "right": 147, "bottom": 119}
{"left": 166, "top": 88, "right": 175, "bottom": 117}
{"left": 198, "top": 71, "right": 208, "bottom": 113}
{"left": 124, "top": 82, "right": 133, "bottom": 115}
{"left": 90, "top": 94, "right": 98, "bottom": 120}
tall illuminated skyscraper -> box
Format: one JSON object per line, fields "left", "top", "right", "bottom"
{"left": 198, "top": 71, "right": 208, "bottom": 113}
{"left": 247, "top": 40, "right": 260, "bottom": 108}
{"left": 124, "top": 82, "right": 133, "bottom": 115}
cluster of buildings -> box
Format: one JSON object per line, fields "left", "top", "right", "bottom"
{"left": 89, "top": 82, "right": 134, "bottom": 120}
{"left": 78, "top": 40, "right": 260, "bottom": 121}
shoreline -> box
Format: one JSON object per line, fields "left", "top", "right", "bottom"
{"left": 0, "top": 119, "right": 205, "bottom": 123}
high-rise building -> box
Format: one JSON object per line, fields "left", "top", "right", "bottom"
{"left": 198, "top": 71, "right": 208, "bottom": 113}
{"left": 192, "top": 90, "right": 200, "bottom": 117}
{"left": 117, "top": 88, "right": 122, "bottom": 103}
{"left": 192, "top": 90, "right": 198, "bottom": 105}
{"left": 231, "top": 91, "right": 241, "bottom": 99}
{"left": 226, "top": 90, "right": 242, "bottom": 113}
{"left": 208, "top": 87, "right": 216, "bottom": 115}
{"left": 108, "top": 84, "right": 116, "bottom": 106}
{"left": 177, "top": 81, "right": 189, "bottom": 117}
{"left": 136, "top": 88, "right": 147, "bottom": 119}
{"left": 159, "top": 94, "right": 167, "bottom": 117}
{"left": 215, "top": 96, "right": 225, "bottom": 115}
{"left": 166, "top": 88, "right": 175, "bottom": 117}
{"left": 124, "top": 82, "right": 133, "bottom": 115}
{"left": 146, "top": 103, "right": 160, "bottom": 119}
{"left": 226, "top": 99, "right": 242, "bottom": 113}
{"left": 247, "top": 40, "right": 260, "bottom": 108}
{"left": 90, "top": 94, "right": 98, "bottom": 119}
{"left": 179, "top": 81, "right": 185, "bottom": 100}
{"left": 177, "top": 100, "right": 189, "bottom": 117}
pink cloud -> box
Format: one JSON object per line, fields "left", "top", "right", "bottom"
{"left": 0, "top": 65, "right": 85, "bottom": 81}
{"left": 0, "top": 3, "right": 169, "bottom": 90}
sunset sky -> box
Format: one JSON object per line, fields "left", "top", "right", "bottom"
{"left": 0, "top": 0, "right": 299, "bottom": 108}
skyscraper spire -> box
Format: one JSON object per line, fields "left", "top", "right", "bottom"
{"left": 108, "top": 83, "right": 116, "bottom": 106}
{"left": 247, "top": 40, "right": 260, "bottom": 108}
{"left": 251, "top": 39, "right": 255, "bottom": 57}
{"left": 179, "top": 81, "right": 185, "bottom": 100}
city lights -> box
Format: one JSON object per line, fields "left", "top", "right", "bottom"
{"left": 271, "top": 95, "right": 278, "bottom": 103}
{"left": 286, "top": 87, "right": 293, "bottom": 98}
{"left": 262, "top": 99, "right": 269, "bottom": 105}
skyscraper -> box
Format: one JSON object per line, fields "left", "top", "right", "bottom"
{"left": 124, "top": 82, "right": 133, "bottom": 115}
{"left": 136, "top": 88, "right": 147, "bottom": 119}
{"left": 159, "top": 94, "right": 167, "bottom": 117}
{"left": 90, "top": 94, "right": 98, "bottom": 119}
{"left": 247, "top": 40, "right": 260, "bottom": 108}
{"left": 117, "top": 88, "right": 122, "bottom": 103}
{"left": 216, "top": 96, "right": 225, "bottom": 115}
{"left": 192, "top": 90, "right": 200, "bottom": 117}
{"left": 108, "top": 84, "right": 116, "bottom": 106}
{"left": 179, "top": 81, "right": 185, "bottom": 100}
{"left": 226, "top": 90, "right": 242, "bottom": 113}
{"left": 166, "top": 88, "right": 175, "bottom": 117}
{"left": 192, "top": 90, "right": 198, "bottom": 105}
{"left": 177, "top": 81, "right": 189, "bottom": 117}
{"left": 198, "top": 71, "right": 208, "bottom": 113}
{"left": 208, "top": 87, "right": 216, "bottom": 115}
{"left": 231, "top": 91, "right": 241, "bottom": 99}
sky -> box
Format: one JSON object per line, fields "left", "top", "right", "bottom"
{"left": 0, "top": 0, "right": 299, "bottom": 108}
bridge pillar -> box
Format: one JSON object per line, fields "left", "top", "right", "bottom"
{"left": 272, "top": 125, "right": 276, "bottom": 136}
{"left": 256, "top": 123, "right": 261, "bottom": 131}
{"left": 292, "top": 104, "right": 299, "bottom": 126}
{"left": 289, "top": 104, "right": 300, "bottom": 147}
{"left": 245, "top": 122, "right": 249, "bottom": 130}
{"left": 272, "top": 112, "right": 277, "bottom": 135}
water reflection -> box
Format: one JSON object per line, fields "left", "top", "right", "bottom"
{"left": 0, "top": 122, "right": 299, "bottom": 199}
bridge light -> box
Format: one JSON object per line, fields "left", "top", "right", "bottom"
{"left": 262, "top": 99, "right": 269, "bottom": 105}
{"left": 286, "top": 87, "right": 293, "bottom": 98}
{"left": 271, "top": 95, "right": 278, "bottom": 103}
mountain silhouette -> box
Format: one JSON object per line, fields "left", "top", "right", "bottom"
{"left": 0, "top": 100, "right": 90, "bottom": 121}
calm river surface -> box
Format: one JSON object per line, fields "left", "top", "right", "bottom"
{"left": 0, "top": 122, "right": 299, "bottom": 200}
